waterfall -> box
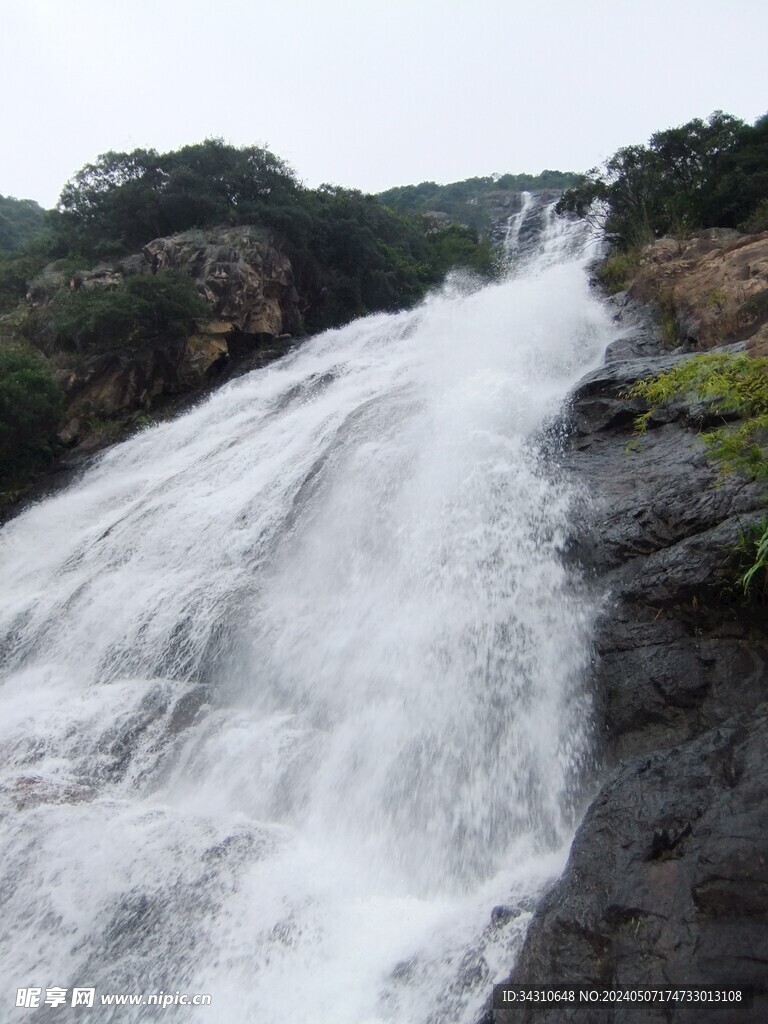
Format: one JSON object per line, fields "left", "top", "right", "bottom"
{"left": 0, "top": 205, "right": 610, "bottom": 1023}
{"left": 503, "top": 190, "right": 534, "bottom": 251}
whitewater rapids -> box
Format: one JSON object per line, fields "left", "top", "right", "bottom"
{"left": 0, "top": 205, "right": 612, "bottom": 1022}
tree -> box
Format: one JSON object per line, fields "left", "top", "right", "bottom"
{"left": 0, "top": 195, "right": 47, "bottom": 254}
{"left": 54, "top": 140, "right": 300, "bottom": 256}
{"left": 47, "top": 271, "right": 208, "bottom": 353}
{"left": 556, "top": 111, "right": 768, "bottom": 249}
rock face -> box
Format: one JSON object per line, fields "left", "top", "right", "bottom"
{"left": 26, "top": 227, "right": 301, "bottom": 447}
{"left": 629, "top": 230, "right": 768, "bottom": 352}
{"left": 562, "top": 304, "right": 768, "bottom": 764}
{"left": 479, "top": 299, "right": 768, "bottom": 1023}
{"left": 490, "top": 707, "right": 768, "bottom": 1024}
{"left": 141, "top": 226, "right": 301, "bottom": 338}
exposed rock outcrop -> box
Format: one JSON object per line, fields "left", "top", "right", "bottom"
{"left": 628, "top": 229, "right": 768, "bottom": 352}
{"left": 25, "top": 227, "right": 301, "bottom": 451}
{"left": 141, "top": 226, "right": 301, "bottom": 338}
{"left": 562, "top": 314, "right": 768, "bottom": 763}
{"left": 489, "top": 705, "right": 768, "bottom": 1023}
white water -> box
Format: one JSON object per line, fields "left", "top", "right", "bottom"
{"left": 503, "top": 190, "right": 534, "bottom": 252}
{"left": 0, "top": 207, "right": 609, "bottom": 1022}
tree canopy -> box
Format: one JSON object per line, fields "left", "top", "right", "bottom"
{"left": 378, "top": 170, "right": 581, "bottom": 232}
{"left": 0, "top": 195, "right": 47, "bottom": 255}
{"left": 556, "top": 111, "right": 768, "bottom": 248}
{"left": 54, "top": 140, "right": 301, "bottom": 255}
{"left": 0, "top": 344, "right": 63, "bottom": 492}
{"left": 42, "top": 139, "right": 499, "bottom": 333}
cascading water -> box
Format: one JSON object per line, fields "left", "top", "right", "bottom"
{"left": 503, "top": 192, "right": 592, "bottom": 269}
{"left": 503, "top": 190, "right": 534, "bottom": 252}
{"left": 0, "top": 204, "right": 609, "bottom": 1023}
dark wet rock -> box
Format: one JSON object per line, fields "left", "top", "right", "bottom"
{"left": 167, "top": 686, "right": 211, "bottom": 734}
{"left": 479, "top": 306, "right": 768, "bottom": 1023}
{"left": 491, "top": 905, "right": 517, "bottom": 927}
{"left": 560, "top": 340, "right": 768, "bottom": 763}
{"left": 2, "top": 775, "right": 96, "bottom": 811}
{"left": 486, "top": 707, "right": 768, "bottom": 1023}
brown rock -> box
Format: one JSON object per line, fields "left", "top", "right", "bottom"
{"left": 184, "top": 325, "right": 231, "bottom": 380}
{"left": 628, "top": 230, "right": 768, "bottom": 349}
{"left": 142, "top": 225, "right": 300, "bottom": 337}
{"left": 28, "top": 227, "right": 303, "bottom": 434}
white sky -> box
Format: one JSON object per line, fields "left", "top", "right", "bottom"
{"left": 1, "top": 0, "right": 767, "bottom": 208}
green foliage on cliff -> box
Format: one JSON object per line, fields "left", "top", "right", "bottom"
{"left": 627, "top": 352, "right": 768, "bottom": 593}
{"left": 595, "top": 249, "right": 641, "bottom": 294}
{"left": 0, "top": 197, "right": 52, "bottom": 312}
{"left": 23, "top": 272, "right": 208, "bottom": 355}
{"left": 0, "top": 343, "right": 63, "bottom": 493}
{"left": 53, "top": 141, "right": 300, "bottom": 256}
{"left": 425, "top": 223, "right": 497, "bottom": 278}
{"left": 628, "top": 353, "right": 768, "bottom": 471}
{"left": 742, "top": 520, "right": 768, "bottom": 593}
{"left": 267, "top": 185, "right": 482, "bottom": 332}
{"left": 557, "top": 111, "right": 768, "bottom": 249}
{"left": 0, "top": 249, "right": 49, "bottom": 313}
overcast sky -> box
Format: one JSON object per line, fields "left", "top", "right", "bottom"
{"left": 2, "top": 0, "right": 767, "bottom": 208}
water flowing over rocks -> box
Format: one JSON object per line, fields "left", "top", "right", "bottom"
{"left": 6, "top": 195, "right": 768, "bottom": 1021}
{"left": 0, "top": 208, "right": 611, "bottom": 1024}
{"left": 480, "top": 294, "right": 768, "bottom": 1022}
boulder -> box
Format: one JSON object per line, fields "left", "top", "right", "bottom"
{"left": 629, "top": 230, "right": 768, "bottom": 349}
{"left": 488, "top": 707, "right": 768, "bottom": 1024}
{"left": 26, "top": 227, "right": 303, "bottom": 437}
{"left": 142, "top": 226, "right": 301, "bottom": 337}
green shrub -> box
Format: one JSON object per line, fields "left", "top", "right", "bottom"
{"left": 425, "top": 224, "right": 497, "bottom": 279}
{"left": 595, "top": 249, "right": 641, "bottom": 293}
{"left": 0, "top": 249, "right": 51, "bottom": 313}
{"left": 627, "top": 353, "right": 768, "bottom": 471}
{"left": 48, "top": 271, "right": 208, "bottom": 352}
{"left": 0, "top": 344, "right": 64, "bottom": 493}
{"left": 741, "top": 198, "right": 768, "bottom": 234}
{"left": 0, "top": 195, "right": 47, "bottom": 255}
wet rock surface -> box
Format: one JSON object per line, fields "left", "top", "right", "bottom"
{"left": 485, "top": 706, "right": 768, "bottom": 1023}
{"left": 481, "top": 298, "right": 768, "bottom": 1022}
{"left": 562, "top": 302, "right": 768, "bottom": 763}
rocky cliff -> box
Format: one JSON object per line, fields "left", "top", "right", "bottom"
{"left": 23, "top": 226, "right": 301, "bottom": 455}
{"left": 628, "top": 229, "right": 768, "bottom": 353}
{"left": 479, "top": 258, "right": 768, "bottom": 1021}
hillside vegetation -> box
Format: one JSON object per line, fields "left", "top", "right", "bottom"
{"left": 0, "top": 195, "right": 47, "bottom": 255}
{"left": 558, "top": 110, "right": 768, "bottom": 250}
{"left": 8, "top": 141, "right": 497, "bottom": 335}
{"left": 379, "top": 170, "right": 580, "bottom": 233}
